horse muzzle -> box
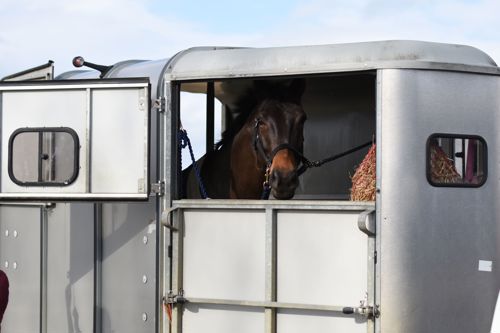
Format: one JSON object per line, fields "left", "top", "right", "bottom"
{"left": 269, "top": 168, "right": 299, "bottom": 199}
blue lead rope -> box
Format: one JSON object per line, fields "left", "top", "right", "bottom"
{"left": 179, "top": 129, "right": 208, "bottom": 199}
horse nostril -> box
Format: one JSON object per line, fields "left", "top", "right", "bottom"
{"left": 270, "top": 169, "right": 298, "bottom": 188}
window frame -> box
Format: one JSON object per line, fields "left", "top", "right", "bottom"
{"left": 426, "top": 133, "right": 487, "bottom": 188}
{"left": 8, "top": 127, "right": 80, "bottom": 187}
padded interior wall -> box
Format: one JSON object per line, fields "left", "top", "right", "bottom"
{"left": 297, "top": 74, "right": 376, "bottom": 198}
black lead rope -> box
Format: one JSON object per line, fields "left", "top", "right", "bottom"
{"left": 296, "top": 140, "right": 373, "bottom": 176}
{"left": 253, "top": 118, "right": 374, "bottom": 199}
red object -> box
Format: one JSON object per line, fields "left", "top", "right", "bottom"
{"left": 0, "top": 270, "right": 8, "bottom": 323}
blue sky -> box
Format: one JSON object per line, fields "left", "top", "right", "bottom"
{"left": 1, "top": 0, "right": 499, "bottom": 78}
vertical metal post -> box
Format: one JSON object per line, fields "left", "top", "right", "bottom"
{"left": 86, "top": 88, "right": 93, "bottom": 193}
{"left": 206, "top": 82, "right": 215, "bottom": 153}
{"left": 265, "top": 208, "right": 277, "bottom": 333}
{"left": 367, "top": 232, "right": 376, "bottom": 333}
{"left": 93, "top": 203, "right": 103, "bottom": 333}
{"left": 161, "top": 81, "right": 181, "bottom": 333}
{"left": 375, "top": 70, "right": 382, "bottom": 333}
{"left": 39, "top": 205, "right": 49, "bottom": 333}
{"left": 171, "top": 209, "right": 184, "bottom": 333}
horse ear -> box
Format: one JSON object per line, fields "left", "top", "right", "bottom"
{"left": 252, "top": 80, "right": 273, "bottom": 98}
{"left": 287, "top": 78, "right": 306, "bottom": 103}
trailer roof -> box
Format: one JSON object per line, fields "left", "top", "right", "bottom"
{"left": 165, "top": 40, "right": 499, "bottom": 81}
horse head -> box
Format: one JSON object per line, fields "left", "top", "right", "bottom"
{"left": 230, "top": 78, "right": 307, "bottom": 199}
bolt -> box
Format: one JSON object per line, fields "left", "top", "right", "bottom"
{"left": 143, "top": 236, "right": 148, "bottom": 244}
{"left": 142, "top": 275, "right": 148, "bottom": 284}
{"left": 142, "top": 313, "right": 148, "bottom": 322}
{"left": 4, "top": 261, "right": 8, "bottom": 269}
{"left": 13, "top": 230, "right": 18, "bottom": 238}
{"left": 13, "top": 262, "right": 17, "bottom": 270}
{"left": 4, "top": 230, "right": 8, "bottom": 237}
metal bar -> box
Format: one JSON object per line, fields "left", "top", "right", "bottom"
{"left": 169, "top": 81, "right": 183, "bottom": 333}
{"left": 39, "top": 206, "right": 48, "bottom": 333}
{"left": 171, "top": 208, "right": 184, "bottom": 333}
{"left": 38, "top": 131, "right": 43, "bottom": 182}
{"left": 375, "top": 69, "right": 383, "bottom": 333}
{"left": 367, "top": 220, "right": 376, "bottom": 333}
{"left": 86, "top": 88, "right": 92, "bottom": 193}
{"left": 173, "top": 199, "right": 374, "bottom": 211}
{"left": 0, "top": 193, "right": 149, "bottom": 200}
{"left": 93, "top": 204, "right": 103, "bottom": 333}
{"left": 158, "top": 80, "right": 178, "bottom": 333}
{"left": 181, "top": 297, "right": 350, "bottom": 313}
{"left": 206, "top": 82, "right": 215, "bottom": 153}
{"left": 0, "top": 82, "right": 150, "bottom": 91}
{"left": 264, "top": 208, "right": 277, "bottom": 333}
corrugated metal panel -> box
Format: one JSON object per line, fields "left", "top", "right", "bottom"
{"left": 165, "top": 40, "right": 499, "bottom": 80}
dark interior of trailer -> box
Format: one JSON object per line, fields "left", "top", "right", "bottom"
{"left": 178, "top": 73, "right": 376, "bottom": 200}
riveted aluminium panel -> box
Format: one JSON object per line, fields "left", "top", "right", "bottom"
{"left": 100, "top": 201, "right": 157, "bottom": 333}
{"left": 0, "top": 204, "right": 42, "bottom": 333}
{"left": 378, "top": 69, "right": 500, "bottom": 333}
{"left": 45, "top": 203, "right": 95, "bottom": 333}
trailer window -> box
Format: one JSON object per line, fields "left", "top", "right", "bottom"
{"left": 8, "top": 127, "right": 80, "bottom": 186}
{"left": 427, "top": 134, "right": 487, "bottom": 187}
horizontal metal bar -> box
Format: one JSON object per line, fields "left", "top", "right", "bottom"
{"left": 173, "top": 199, "right": 374, "bottom": 211}
{"left": 183, "top": 297, "right": 350, "bottom": 313}
{"left": 0, "top": 193, "right": 148, "bottom": 200}
{"left": 0, "top": 83, "right": 149, "bottom": 91}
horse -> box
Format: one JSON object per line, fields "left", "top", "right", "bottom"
{"left": 182, "top": 78, "right": 307, "bottom": 200}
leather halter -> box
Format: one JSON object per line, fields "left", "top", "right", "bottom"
{"left": 252, "top": 118, "right": 306, "bottom": 198}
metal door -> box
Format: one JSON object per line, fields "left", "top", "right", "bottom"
{"left": 0, "top": 79, "right": 150, "bottom": 201}
{"left": 0, "top": 204, "right": 44, "bottom": 332}
{"left": 167, "top": 200, "right": 377, "bottom": 333}
{"left": 378, "top": 69, "right": 500, "bottom": 332}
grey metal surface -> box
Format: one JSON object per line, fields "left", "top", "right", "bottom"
{"left": 100, "top": 201, "right": 157, "bottom": 333}
{"left": 378, "top": 69, "right": 500, "bottom": 332}
{"left": 0, "top": 204, "right": 42, "bottom": 333}
{"left": 296, "top": 74, "right": 375, "bottom": 198}
{"left": 165, "top": 41, "right": 499, "bottom": 81}
{"left": 45, "top": 203, "right": 95, "bottom": 333}
{"left": 171, "top": 200, "right": 375, "bottom": 333}
{"left": 0, "top": 80, "right": 150, "bottom": 200}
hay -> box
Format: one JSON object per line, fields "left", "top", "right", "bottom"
{"left": 429, "top": 144, "right": 460, "bottom": 183}
{"left": 350, "top": 144, "right": 376, "bottom": 201}
{"left": 349, "top": 143, "right": 460, "bottom": 201}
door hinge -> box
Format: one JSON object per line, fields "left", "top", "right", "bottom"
{"left": 151, "top": 181, "right": 165, "bottom": 196}
{"left": 154, "top": 97, "right": 166, "bottom": 112}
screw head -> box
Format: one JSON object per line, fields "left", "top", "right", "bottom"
{"left": 4, "top": 230, "right": 8, "bottom": 237}
{"left": 143, "top": 236, "right": 148, "bottom": 244}
{"left": 142, "top": 275, "right": 148, "bottom": 284}
{"left": 13, "top": 262, "right": 17, "bottom": 270}
{"left": 142, "top": 313, "right": 148, "bottom": 321}
{"left": 4, "top": 261, "right": 8, "bottom": 269}
{"left": 13, "top": 230, "right": 18, "bottom": 238}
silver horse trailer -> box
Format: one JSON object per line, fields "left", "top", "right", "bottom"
{"left": 0, "top": 40, "right": 499, "bottom": 333}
